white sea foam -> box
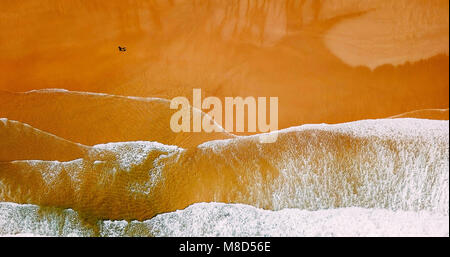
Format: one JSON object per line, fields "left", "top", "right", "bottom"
{"left": 0, "top": 202, "right": 448, "bottom": 237}
{"left": 27, "top": 88, "right": 70, "bottom": 93}
{"left": 143, "top": 203, "right": 449, "bottom": 237}
{"left": 198, "top": 119, "right": 449, "bottom": 215}
{"left": 0, "top": 202, "right": 92, "bottom": 237}
{"left": 23, "top": 88, "right": 169, "bottom": 103}
{"left": 93, "top": 141, "right": 182, "bottom": 171}
{"left": 199, "top": 118, "right": 449, "bottom": 148}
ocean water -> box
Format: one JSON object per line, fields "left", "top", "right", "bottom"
{"left": 0, "top": 118, "right": 448, "bottom": 236}
{"left": 1, "top": 202, "right": 448, "bottom": 237}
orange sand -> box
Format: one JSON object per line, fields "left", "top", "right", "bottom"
{"left": 0, "top": 118, "right": 89, "bottom": 162}
{"left": 0, "top": 90, "right": 232, "bottom": 148}
{"left": 0, "top": 0, "right": 448, "bottom": 133}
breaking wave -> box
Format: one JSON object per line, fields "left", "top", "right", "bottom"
{"left": 0, "top": 118, "right": 448, "bottom": 226}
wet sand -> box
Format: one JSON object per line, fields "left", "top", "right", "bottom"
{"left": 0, "top": 0, "right": 448, "bottom": 132}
